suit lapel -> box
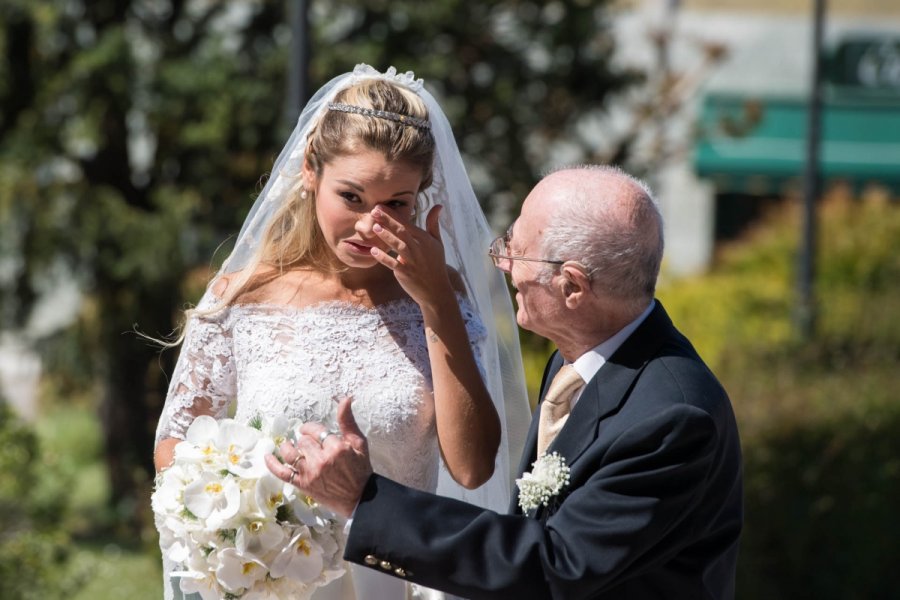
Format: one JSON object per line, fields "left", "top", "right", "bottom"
{"left": 509, "top": 302, "right": 677, "bottom": 516}
{"left": 549, "top": 303, "right": 674, "bottom": 464}
{"left": 546, "top": 358, "right": 642, "bottom": 464}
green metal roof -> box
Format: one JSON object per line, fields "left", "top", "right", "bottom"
{"left": 693, "top": 93, "right": 900, "bottom": 194}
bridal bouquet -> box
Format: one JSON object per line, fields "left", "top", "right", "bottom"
{"left": 152, "top": 415, "right": 345, "bottom": 600}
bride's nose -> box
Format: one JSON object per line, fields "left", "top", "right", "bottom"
{"left": 354, "top": 211, "right": 377, "bottom": 237}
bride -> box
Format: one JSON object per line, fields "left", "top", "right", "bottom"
{"left": 152, "top": 64, "right": 531, "bottom": 599}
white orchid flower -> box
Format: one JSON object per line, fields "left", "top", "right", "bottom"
{"left": 255, "top": 473, "right": 291, "bottom": 520}
{"left": 261, "top": 414, "right": 293, "bottom": 442}
{"left": 163, "top": 539, "right": 191, "bottom": 564}
{"left": 236, "top": 517, "right": 286, "bottom": 556}
{"left": 183, "top": 471, "right": 241, "bottom": 529}
{"left": 175, "top": 416, "right": 227, "bottom": 469}
{"left": 216, "top": 420, "right": 271, "bottom": 478}
{"left": 269, "top": 526, "right": 324, "bottom": 583}
{"left": 241, "top": 576, "right": 304, "bottom": 600}
{"left": 215, "top": 547, "right": 269, "bottom": 593}
{"left": 287, "top": 489, "right": 325, "bottom": 526}
{"left": 172, "top": 563, "right": 220, "bottom": 600}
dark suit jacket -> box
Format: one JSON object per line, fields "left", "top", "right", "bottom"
{"left": 346, "top": 301, "right": 743, "bottom": 599}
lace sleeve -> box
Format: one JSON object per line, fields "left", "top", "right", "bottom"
{"left": 154, "top": 294, "right": 237, "bottom": 445}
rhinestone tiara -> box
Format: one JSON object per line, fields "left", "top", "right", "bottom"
{"left": 327, "top": 102, "right": 431, "bottom": 130}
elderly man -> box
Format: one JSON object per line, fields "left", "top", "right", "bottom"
{"left": 268, "top": 165, "right": 743, "bottom": 599}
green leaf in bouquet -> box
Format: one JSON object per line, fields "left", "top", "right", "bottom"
{"left": 248, "top": 415, "right": 263, "bottom": 431}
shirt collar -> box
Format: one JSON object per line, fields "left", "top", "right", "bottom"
{"left": 571, "top": 300, "right": 656, "bottom": 384}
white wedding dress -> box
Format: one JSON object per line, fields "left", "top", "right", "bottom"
{"left": 156, "top": 292, "right": 486, "bottom": 600}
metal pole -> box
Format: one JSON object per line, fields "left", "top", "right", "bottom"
{"left": 285, "top": 0, "right": 310, "bottom": 132}
{"left": 797, "top": 0, "right": 826, "bottom": 340}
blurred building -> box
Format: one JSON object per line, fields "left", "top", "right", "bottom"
{"left": 616, "top": 0, "right": 900, "bottom": 275}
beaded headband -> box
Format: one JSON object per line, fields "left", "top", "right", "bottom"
{"left": 327, "top": 102, "right": 431, "bottom": 130}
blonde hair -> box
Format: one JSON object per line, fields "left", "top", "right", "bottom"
{"left": 159, "top": 80, "right": 435, "bottom": 346}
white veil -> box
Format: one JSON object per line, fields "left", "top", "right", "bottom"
{"left": 216, "top": 64, "right": 531, "bottom": 512}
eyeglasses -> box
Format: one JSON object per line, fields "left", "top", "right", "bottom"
{"left": 487, "top": 227, "right": 565, "bottom": 268}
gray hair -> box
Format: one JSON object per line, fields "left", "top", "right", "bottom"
{"left": 538, "top": 165, "right": 664, "bottom": 306}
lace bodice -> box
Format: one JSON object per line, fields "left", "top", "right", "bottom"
{"left": 156, "top": 293, "right": 486, "bottom": 491}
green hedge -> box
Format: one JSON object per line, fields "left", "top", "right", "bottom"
{"left": 655, "top": 195, "right": 900, "bottom": 598}
{"left": 739, "top": 398, "right": 900, "bottom": 598}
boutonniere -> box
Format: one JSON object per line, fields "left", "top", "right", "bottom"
{"left": 516, "top": 452, "right": 571, "bottom": 513}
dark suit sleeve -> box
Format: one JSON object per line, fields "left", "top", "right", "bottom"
{"left": 345, "top": 404, "right": 721, "bottom": 600}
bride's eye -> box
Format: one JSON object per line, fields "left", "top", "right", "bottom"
{"left": 339, "top": 191, "right": 361, "bottom": 204}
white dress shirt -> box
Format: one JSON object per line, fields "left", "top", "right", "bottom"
{"left": 568, "top": 300, "right": 656, "bottom": 409}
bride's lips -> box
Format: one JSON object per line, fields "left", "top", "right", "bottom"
{"left": 344, "top": 240, "right": 375, "bottom": 255}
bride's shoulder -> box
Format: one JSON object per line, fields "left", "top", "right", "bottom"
{"left": 211, "top": 266, "right": 320, "bottom": 306}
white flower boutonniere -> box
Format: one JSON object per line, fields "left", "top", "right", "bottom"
{"left": 516, "top": 452, "right": 571, "bottom": 513}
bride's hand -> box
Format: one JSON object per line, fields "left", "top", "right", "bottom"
{"left": 369, "top": 205, "right": 453, "bottom": 306}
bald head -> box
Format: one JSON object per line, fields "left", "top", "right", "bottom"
{"left": 534, "top": 165, "right": 664, "bottom": 310}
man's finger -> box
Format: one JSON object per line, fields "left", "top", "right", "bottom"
{"left": 278, "top": 440, "right": 303, "bottom": 466}
{"left": 265, "top": 453, "right": 295, "bottom": 483}
{"left": 336, "top": 396, "right": 364, "bottom": 444}
{"left": 295, "top": 429, "right": 327, "bottom": 456}
{"left": 299, "top": 421, "right": 329, "bottom": 441}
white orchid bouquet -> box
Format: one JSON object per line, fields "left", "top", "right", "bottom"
{"left": 152, "top": 415, "right": 345, "bottom": 600}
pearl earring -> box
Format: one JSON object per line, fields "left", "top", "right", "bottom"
{"left": 300, "top": 188, "right": 308, "bottom": 200}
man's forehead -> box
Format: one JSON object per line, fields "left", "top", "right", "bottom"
{"left": 510, "top": 212, "right": 545, "bottom": 247}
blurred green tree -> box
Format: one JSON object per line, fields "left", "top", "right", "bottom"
{"left": 0, "top": 0, "right": 291, "bottom": 524}
{"left": 0, "top": 0, "right": 638, "bottom": 525}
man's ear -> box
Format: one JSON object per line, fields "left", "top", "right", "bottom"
{"left": 558, "top": 262, "right": 591, "bottom": 308}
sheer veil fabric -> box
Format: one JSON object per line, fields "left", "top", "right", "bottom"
{"left": 155, "top": 65, "right": 531, "bottom": 598}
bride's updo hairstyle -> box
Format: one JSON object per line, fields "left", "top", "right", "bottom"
{"left": 308, "top": 80, "right": 435, "bottom": 190}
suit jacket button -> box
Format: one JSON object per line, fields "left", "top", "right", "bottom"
{"left": 380, "top": 560, "right": 393, "bottom": 570}
{"left": 393, "top": 567, "right": 406, "bottom": 577}
{"left": 363, "top": 555, "right": 378, "bottom": 566}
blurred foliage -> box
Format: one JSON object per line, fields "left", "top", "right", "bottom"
{"left": 0, "top": 0, "right": 295, "bottom": 516}
{"left": 658, "top": 192, "right": 900, "bottom": 598}
{"left": 658, "top": 191, "right": 900, "bottom": 376}
{"left": 0, "top": 400, "right": 88, "bottom": 599}
{"left": 69, "top": 541, "right": 162, "bottom": 600}
{"left": 1, "top": 398, "right": 161, "bottom": 599}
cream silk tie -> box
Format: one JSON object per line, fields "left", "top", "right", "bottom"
{"left": 536, "top": 364, "right": 585, "bottom": 456}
